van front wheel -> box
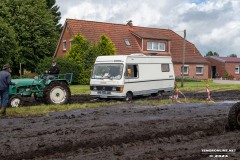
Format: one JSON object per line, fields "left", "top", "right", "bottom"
{"left": 125, "top": 92, "right": 133, "bottom": 102}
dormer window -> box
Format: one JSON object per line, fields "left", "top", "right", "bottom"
{"left": 125, "top": 39, "right": 131, "bottom": 46}
{"left": 147, "top": 42, "right": 165, "bottom": 51}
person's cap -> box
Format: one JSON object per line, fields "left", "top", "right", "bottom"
{"left": 2, "top": 64, "right": 11, "bottom": 70}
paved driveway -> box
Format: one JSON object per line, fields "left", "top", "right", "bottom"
{"left": 213, "top": 79, "right": 240, "bottom": 84}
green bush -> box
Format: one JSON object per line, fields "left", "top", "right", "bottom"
{"left": 66, "top": 33, "right": 116, "bottom": 85}
{"left": 35, "top": 57, "right": 81, "bottom": 84}
{"left": 224, "top": 70, "right": 229, "bottom": 79}
{"left": 175, "top": 77, "right": 201, "bottom": 82}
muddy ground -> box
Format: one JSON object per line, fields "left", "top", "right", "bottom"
{"left": 0, "top": 90, "right": 240, "bottom": 160}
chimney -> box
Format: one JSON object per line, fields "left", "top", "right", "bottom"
{"left": 126, "top": 20, "right": 133, "bottom": 27}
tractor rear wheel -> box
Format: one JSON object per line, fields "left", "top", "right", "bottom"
{"left": 9, "top": 95, "right": 23, "bottom": 108}
{"left": 228, "top": 102, "right": 240, "bottom": 130}
{"left": 43, "top": 81, "right": 71, "bottom": 104}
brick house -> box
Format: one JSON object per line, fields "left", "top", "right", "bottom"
{"left": 206, "top": 56, "right": 240, "bottom": 79}
{"left": 54, "top": 19, "right": 209, "bottom": 79}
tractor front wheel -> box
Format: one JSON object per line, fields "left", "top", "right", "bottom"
{"left": 43, "top": 82, "right": 71, "bottom": 105}
{"left": 228, "top": 102, "right": 240, "bottom": 130}
{"left": 9, "top": 95, "right": 23, "bottom": 108}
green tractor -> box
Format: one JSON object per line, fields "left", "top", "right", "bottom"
{"left": 228, "top": 102, "right": 240, "bottom": 130}
{"left": 8, "top": 73, "right": 73, "bottom": 107}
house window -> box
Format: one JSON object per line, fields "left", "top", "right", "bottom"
{"left": 70, "top": 40, "right": 74, "bottom": 48}
{"left": 235, "top": 66, "right": 239, "bottom": 74}
{"left": 63, "top": 40, "right": 66, "bottom": 51}
{"left": 196, "top": 65, "right": 203, "bottom": 74}
{"left": 161, "top": 64, "right": 170, "bottom": 72}
{"left": 125, "top": 39, "right": 131, "bottom": 46}
{"left": 181, "top": 65, "right": 189, "bottom": 74}
{"left": 125, "top": 64, "right": 138, "bottom": 78}
{"left": 147, "top": 42, "right": 165, "bottom": 51}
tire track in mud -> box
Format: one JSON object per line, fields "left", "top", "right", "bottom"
{"left": 2, "top": 118, "right": 227, "bottom": 160}
{"left": 1, "top": 102, "right": 238, "bottom": 160}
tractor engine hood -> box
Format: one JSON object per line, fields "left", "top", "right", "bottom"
{"left": 11, "top": 78, "right": 41, "bottom": 86}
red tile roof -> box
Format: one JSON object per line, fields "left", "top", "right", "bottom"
{"left": 59, "top": 19, "right": 208, "bottom": 64}
{"left": 131, "top": 30, "right": 171, "bottom": 40}
{"left": 208, "top": 56, "right": 240, "bottom": 63}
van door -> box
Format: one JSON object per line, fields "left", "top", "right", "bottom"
{"left": 124, "top": 64, "right": 139, "bottom": 94}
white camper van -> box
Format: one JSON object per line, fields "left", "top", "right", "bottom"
{"left": 90, "top": 54, "right": 175, "bottom": 101}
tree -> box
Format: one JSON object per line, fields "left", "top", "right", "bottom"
{"left": 228, "top": 54, "right": 237, "bottom": 57}
{"left": 0, "top": 17, "right": 17, "bottom": 66}
{"left": 0, "top": 0, "right": 59, "bottom": 73}
{"left": 46, "top": 0, "right": 62, "bottom": 33}
{"left": 96, "top": 34, "right": 116, "bottom": 56}
{"left": 66, "top": 33, "right": 93, "bottom": 84}
{"left": 66, "top": 33, "right": 116, "bottom": 84}
{"left": 205, "top": 51, "right": 219, "bottom": 57}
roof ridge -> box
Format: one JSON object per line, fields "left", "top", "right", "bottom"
{"left": 66, "top": 18, "right": 129, "bottom": 27}
{"left": 66, "top": 18, "right": 175, "bottom": 31}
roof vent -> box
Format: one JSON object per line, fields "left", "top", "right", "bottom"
{"left": 126, "top": 20, "right": 133, "bottom": 27}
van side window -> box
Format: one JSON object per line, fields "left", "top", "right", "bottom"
{"left": 161, "top": 64, "right": 170, "bottom": 72}
{"left": 125, "top": 65, "right": 138, "bottom": 78}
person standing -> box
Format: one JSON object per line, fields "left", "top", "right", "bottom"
{"left": 0, "top": 64, "right": 18, "bottom": 116}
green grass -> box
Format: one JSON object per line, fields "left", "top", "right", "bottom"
{"left": 70, "top": 82, "right": 240, "bottom": 95}
{"left": 7, "top": 101, "right": 123, "bottom": 117}
{"left": 70, "top": 85, "right": 90, "bottom": 95}
{"left": 179, "top": 82, "right": 240, "bottom": 92}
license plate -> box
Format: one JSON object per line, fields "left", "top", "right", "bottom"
{"left": 98, "top": 91, "right": 111, "bottom": 94}
{"left": 100, "top": 95, "right": 108, "bottom": 98}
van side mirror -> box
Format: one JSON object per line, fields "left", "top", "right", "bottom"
{"left": 127, "top": 69, "right": 131, "bottom": 75}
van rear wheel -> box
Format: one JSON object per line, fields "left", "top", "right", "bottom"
{"left": 125, "top": 92, "right": 133, "bottom": 102}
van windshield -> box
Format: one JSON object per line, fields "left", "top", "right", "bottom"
{"left": 92, "top": 63, "right": 124, "bottom": 80}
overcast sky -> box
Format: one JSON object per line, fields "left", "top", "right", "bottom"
{"left": 56, "top": 0, "right": 240, "bottom": 57}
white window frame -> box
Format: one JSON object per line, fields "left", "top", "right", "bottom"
{"left": 181, "top": 65, "right": 189, "bottom": 74}
{"left": 69, "top": 39, "right": 73, "bottom": 48}
{"left": 63, "top": 40, "right": 67, "bottom": 51}
{"left": 196, "top": 65, "right": 204, "bottom": 75}
{"left": 235, "top": 65, "right": 239, "bottom": 74}
{"left": 147, "top": 42, "right": 165, "bottom": 51}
